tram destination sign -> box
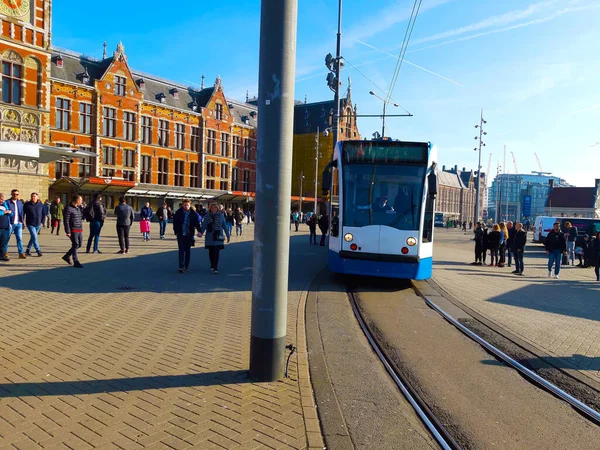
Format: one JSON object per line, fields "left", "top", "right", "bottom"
{"left": 343, "top": 141, "right": 428, "bottom": 164}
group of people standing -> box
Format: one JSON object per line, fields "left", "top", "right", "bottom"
{"left": 472, "top": 220, "right": 600, "bottom": 280}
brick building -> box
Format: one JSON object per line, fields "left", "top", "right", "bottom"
{"left": 47, "top": 46, "right": 257, "bottom": 211}
{"left": 437, "top": 165, "right": 486, "bottom": 224}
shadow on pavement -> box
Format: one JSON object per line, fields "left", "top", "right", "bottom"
{"left": 481, "top": 354, "right": 600, "bottom": 371}
{"left": 0, "top": 370, "right": 251, "bottom": 398}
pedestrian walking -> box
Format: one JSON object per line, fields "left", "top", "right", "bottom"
{"left": 62, "top": 195, "right": 84, "bottom": 268}
{"left": 156, "top": 202, "right": 172, "bottom": 239}
{"left": 0, "top": 193, "right": 11, "bottom": 261}
{"left": 140, "top": 202, "right": 153, "bottom": 241}
{"left": 173, "top": 199, "right": 202, "bottom": 273}
{"left": 564, "top": 221, "right": 577, "bottom": 266}
{"left": 511, "top": 222, "right": 527, "bottom": 275}
{"left": 318, "top": 214, "right": 329, "bottom": 246}
{"left": 592, "top": 232, "right": 600, "bottom": 281}
{"left": 23, "top": 192, "right": 44, "bottom": 257}
{"left": 6, "top": 189, "right": 25, "bottom": 259}
{"left": 201, "top": 202, "right": 231, "bottom": 274}
{"left": 462, "top": 221, "right": 467, "bottom": 232}
{"left": 472, "top": 222, "right": 484, "bottom": 265}
{"left": 84, "top": 194, "right": 107, "bottom": 254}
{"left": 308, "top": 214, "right": 317, "bottom": 245}
{"left": 506, "top": 221, "right": 516, "bottom": 267}
{"left": 488, "top": 224, "right": 501, "bottom": 266}
{"left": 225, "top": 208, "right": 234, "bottom": 237}
{"left": 575, "top": 234, "right": 591, "bottom": 268}
{"left": 235, "top": 207, "right": 245, "bottom": 236}
{"left": 49, "top": 196, "right": 64, "bottom": 235}
{"left": 114, "top": 197, "right": 134, "bottom": 254}
{"left": 545, "top": 222, "right": 567, "bottom": 278}
{"left": 41, "top": 199, "right": 50, "bottom": 231}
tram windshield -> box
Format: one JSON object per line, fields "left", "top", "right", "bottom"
{"left": 342, "top": 164, "right": 425, "bottom": 230}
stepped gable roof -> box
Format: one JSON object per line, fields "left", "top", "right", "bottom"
{"left": 546, "top": 187, "right": 598, "bottom": 208}
{"left": 438, "top": 170, "right": 466, "bottom": 189}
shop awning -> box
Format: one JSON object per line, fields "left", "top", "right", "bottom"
{"left": 0, "top": 141, "right": 97, "bottom": 163}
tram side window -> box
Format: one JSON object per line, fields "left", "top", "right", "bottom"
{"left": 331, "top": 168, "right": 339, "bottom": 237}
{"left": 423, "top": 196, "right": 434, "bottom": 243}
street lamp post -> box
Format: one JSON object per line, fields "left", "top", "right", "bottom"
{"left": 473, "top": 109, "right": 487, "bottom": 224}
{"left": 369, "top": 90, "right": 398, "bottom": 138}
{"left": 299, "top": 171, "right": 304, "bottom": 214}
{"left": 314, "top": 128, "right": 320, "bottom": 214}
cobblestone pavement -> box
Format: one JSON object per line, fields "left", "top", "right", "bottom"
{"left": 432, "top": 229, "right": 600, "bottom": 383}
{"left": 0, "top": 220, "right": 326, "bottom": 449}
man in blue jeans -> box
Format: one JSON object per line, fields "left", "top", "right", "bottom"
{"left": 86, "top": 194, "right": 107, "bottom": 254}
{"left": 156, "top": 202, "right": 171, "bottom": 239}
{"left": 23, "top": 192, "right": 44, "bottom": 256}
{"left": 544, "top": 222, "right": 567, "bottom": 279}
{"left": 6, "top": 189, "right": 25, "bottom": 259}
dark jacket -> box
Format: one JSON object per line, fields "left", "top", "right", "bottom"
{"left": 489, "top": 231, "right": 501, "bottom": 249}
{"left": 91, "top": 200, "right": 107, "bottom": 222}
{"left": 511, "top": 229, "right": 527, "bottom": 252}
{"left": 545, "top": 230, "right": 566, "bottom": 252}
{"left": 140, "top": 206, "right": 153, "bottom": 220}
{"left": 565, "top": 226, "right": 577, "bottom": 242}
{"left": 225, "top": 212, "right": 234, "bottom": 225}
{"left": 23, "top": 200, "right": 44, "bottom": 227}
{"left": 307, "top": 215, "right": 317, "bottom": 231}
{"left": 318, "top": 215, "right": 329, "bottom": 234}
{"left": 507, "top": 226, "right": 516, "bottom": 247}
{"left": 156, "top": 206, "right": 172, "bottom": 221}
{"left": 235, "top": 211, "right": 245, "bottom": 225}
{"left": 49, "top": 201, "right": 64, "bottom": 220}
{"left": 6, "top": 199, "right": 24, "bottom": 225}
{"left": 114, "top": 203, "right": 134, "bottom": 227}
{"left": 173, "top": 208, "right": 201, "bottom": 237}
{"left": 63, "top": 203, "right": 83, "bottom": 234}
{"left": 0, "top": 201, "right": 10, "bottom": 230}
{"left": 474, "top": 226, "right": 484, "bottom": 242}
{"left": 42, "top": 202, "right": 50, "bottom": 220}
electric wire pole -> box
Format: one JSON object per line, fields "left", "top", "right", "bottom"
{"left": 473, "top": 109, "right": 487, "bottom": 223}
{"left": 250, "top": 0, "right": 298, "bottom": 382}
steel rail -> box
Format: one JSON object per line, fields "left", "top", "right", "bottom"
{"left": 347, "top": 290, "right": 460, "bottom": 450}
{"left": 414, "top": 284, "right": 600, "bottom": 426}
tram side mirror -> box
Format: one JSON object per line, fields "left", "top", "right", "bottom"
{"left": 428, "top": 172, "right": 438, "bottom": 199}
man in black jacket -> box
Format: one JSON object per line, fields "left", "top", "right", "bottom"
{"left": 511, "top": 222, "right": 527, "bottom": 275}
{"left": 114, "top": 197, "right": 134, "bottom": 254}
{"left": 472, "top": 222, "right": 485, "bottom": 265}
{"left": 544, "top": 222, "right": 567, "bottom": 278}
{"left": 23, "top": 192, "right": 44, "bottom": 256}
{"left": 63, "top": 195, "right": 84, "bottom": 268}
{"left": 86, "top": 193, "right": 107, "bottom": 254}
{"left": 318, "top": 214, "right": 329, "bottom": 246}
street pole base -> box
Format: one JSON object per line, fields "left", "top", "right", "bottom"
{"left": 249, "top": 335, "right": 286, "bottom": 382}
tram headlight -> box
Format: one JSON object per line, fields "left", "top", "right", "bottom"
{"left": 406, "top": 237, "right": 417, "bottom": 247}
{"left": 344, "top": 233, "right": 354, "bottom": 242}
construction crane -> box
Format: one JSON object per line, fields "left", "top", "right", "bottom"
{"left": 532, "top": 152, "right": 552, "bottom": 176}
{"left": 486, "top": 153, "right": 492, "bottom": 182}
{"left": 511, "top": 151, "right": 519, "bottom": 174}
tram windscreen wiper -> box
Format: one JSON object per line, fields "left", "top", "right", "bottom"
{"left": 388, "top": 203, "right": 416, "bottom": 228}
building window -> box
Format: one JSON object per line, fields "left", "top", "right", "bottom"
{"left": 243, "top": 169, "right": 251, "bottom": 191}
{"left": 221, "top": 133, "right": 229, "bottom": 157}
{"left": 190, "top": 162, "right": 199, "bottom": 188}
{"left": 123, "top": 149, "right": 135, "bottom": 168}
{"left": 220, "top": 163, "right": 229, "bottom": 179}
{"left": 140, "top": 155, "right": 152, "bottom": 184}
{"left": 141, "top": 116, "right": 152, "bottom": 144}
{"left": 174, "top": 160, "right": 184, "bottom": 187}
{"left": 158, "top": 157, "right": 169, "bottom": 185}
{"left": 102, "top": 146, "right": 115, "bottom": 165}
{"left": 175, "top": 123, "right": 185, "bottom": 150}
{"left": 232, "top": 168, "right": 239, "bottom": 191}
{"left": 232, "top": 136, "right": 241, "bottom": 159}
{"left": 207, "top": 130, "right": 217, "bottom": 154}
{"left": 79, "top": 103, "right": 92, "bottom": 133}
{"left": 206, "top": 161, "right": 216, "bottom": 177}
{"left": 123, "top": 170, "right": 135, "bottom": 181}
{"left": 2, "top": 62, "right": 21, "bottom": 105}
{"left": 56, "top": 98, "right": 70, "bottom": 130}
{"left": 220, "top": 181, "right": 228, "bottom": 191}
{"left": 102, "top": 107, "right": 116, "bottom": 137}
{"left": 191, "top": 127, "right": 200, "bottom": 152}
{"left": 102, "top": 168, "right": 115, "bottom": 177}
{"left": 55, "top": 161, "right": 70, "bottom": 179}
{"left": 215, "top": 103, "right": 223, "bottom": 120}
{"left": 243, "top": 138, "right": 252, "bottom": 161}
{"left": 124, "top": 112, "right": 136, "bottom": 141}
{"left": 78, "top": 155, "right": 93, "bottom": 177}
{"left": 158, "top": 120, "right": 169, "bottom": 147}
{"left": 206, "top": 179, "right": 215, "bottom": 189}
{"left": 115, "top": 76, "right": 126, "bottom": 96}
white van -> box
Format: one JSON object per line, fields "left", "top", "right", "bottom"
{"left": 532, "top": 216, "right": 560, "bottom": 244}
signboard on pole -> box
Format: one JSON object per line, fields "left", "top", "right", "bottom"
{"left": 523, "top": 195, "right": 532, "bottom": 217}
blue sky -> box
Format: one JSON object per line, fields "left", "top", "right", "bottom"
{"left": 52, "top": 0, "right": 599, "bottom": 187}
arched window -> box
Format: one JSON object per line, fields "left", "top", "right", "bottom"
{"left": 2, "top": 54, "right": 23, "bottom": 105}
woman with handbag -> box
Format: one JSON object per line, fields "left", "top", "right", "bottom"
{"left": 201, "top": 202, "right": 230, "bottom": 274}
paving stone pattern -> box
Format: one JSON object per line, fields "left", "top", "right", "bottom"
{"left": 0, "top": 220, "right": 325, "bottom": 449}
{"left": 432, "top": 230, "right": 600, "bottom": 382}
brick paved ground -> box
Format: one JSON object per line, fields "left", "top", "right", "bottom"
{"left": 0, "top": 220, "right": 326, "bottom": 449}
{"left": 432, "top": 229, "right": 600, "bottom": 383}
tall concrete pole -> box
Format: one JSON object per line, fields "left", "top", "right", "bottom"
{"left": 314, "top": 128, "right": 319, "bottom": 214}
{"left": 250, "top": 0, "right": 298, "bottom": 382}
{"left": 332, "top": 0, "right": 343, "bottom": 147}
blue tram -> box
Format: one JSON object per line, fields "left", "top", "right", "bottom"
{"left": 322, "top": 139, "right": 438, "bottom": 280}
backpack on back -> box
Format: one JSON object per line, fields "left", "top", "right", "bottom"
{"left": 83, "top": 203, "right": 95, "bottom": 222}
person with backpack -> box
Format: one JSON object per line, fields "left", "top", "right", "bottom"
{"left": 140, "top": 202, "right": 153, "bottom": 241}
{"left": 84, "top": 194, "right": 107, "bottom": 254}
{"left": 545, "top": 222, "right": 567, "bottom": 278}
{"left": 62, "top": 195, "right": 85, "bottom": 268}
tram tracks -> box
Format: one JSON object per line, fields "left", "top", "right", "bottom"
{"left": 347, "top": 283, "right": 600, "bottom": 449}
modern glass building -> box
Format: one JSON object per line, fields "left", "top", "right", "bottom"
{"left": 488, "top": 173, "right": 570, "bottom": 223}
